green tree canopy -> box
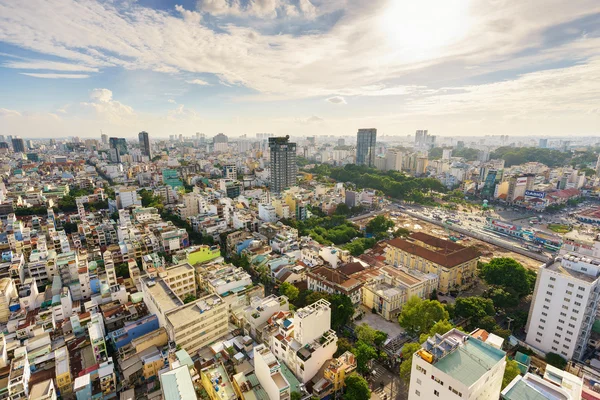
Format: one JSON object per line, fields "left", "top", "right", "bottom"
{"left": 279, "top": 282, "right": 299, "bottom": 303}
{"left": 329, "top": 294, "right": 355, "bottom": 331}
{"left": 343, "top": 238, "right": 376, "bottom": 256}
{"left": 355, "top": 323, "right": 377, "bottom": 344}
{"left": 335, "top": 337, "right": 353, "bottom": 357}
{"left": 290, "top": 392, "right": 302, "bottom": 400}
{"left": 546, "top": 352, "right": 567, "bottom": 370}
{"left": 502, "top": 359, "right": 521, "bottom": 389}
{"left": 488, "top": 287, "right": 519, "bottom": 309}
{"left": 344, "top": 373, "right": 371, "bottom": 400}
{"left": 366, "top": 215, "right": 395, "bottom": 235}
{"left": 454, "top": 297, "right": 495, "bottom": 320}
{"left": 374, "top": 331, "right": 388, "bottom": 348}
{"left": 352, "top": 340, "right": 378, "bottom": 374}
{"left": 398, "top": 296, "right": 449, "bottom": 337}
{"left": 399, "top": 342, "right": 422, "bottom": 383}
{"left": 480, "top": 258, "right": 536, "bottom": 297}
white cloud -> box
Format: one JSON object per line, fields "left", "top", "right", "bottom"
{"left": 196, "top": 0, "right": 321, "bottom": 19}
{"left": 82, "top": 88, "right": 135, "bottom": 124}
{"left": 326, "top": 96, "right": 346, "bottom": 104}
{"left": 20, "top": 72, "right": 90, "bottom": 79}
{"left": 0, "top": 108, "right": 21, "bottom": 117}
{"left": 4, "top": 59, "right": 98, "bottom": 72}
{"left": 167, "top": 99, "right": 177, "bottom": 104}
{"left": 186, "top": 79, "right": 210, "bottom": 86}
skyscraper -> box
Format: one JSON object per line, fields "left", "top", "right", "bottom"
{"left": 109, "top": 137, "right": 128, "bottom": 163}
{"left": 11, "top": 137, "right": 25, "bottom": 153}
{"left": 138, "top": 131, "right": 151, "bottom": 158}
{"left": 269, "top": 136, "right": 297, "bottom": 193}
{"left": 356, "top": 128, "right": 377, "bottom": 167}
{"left": 101, "top": 133, "right": 108, "bottom": 144}
{"left": 539, "top": 138, "right": 548, "bottom": 148}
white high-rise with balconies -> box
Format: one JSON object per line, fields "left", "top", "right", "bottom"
{"left": 525, "top": 233, "right": 600, "bottom": 361}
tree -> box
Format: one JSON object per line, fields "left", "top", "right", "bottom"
{"left": 480, "top": 258, "right": 535, "bottom": 297}
{"left": 546, "top": 352, "right": 567, "bottom": 370}
{"left": 419, "top": 320, "right": 454, "bottom": 343}
{"left": 393, "top": 227, "right": 411, "bottom": 238}
{"left": 398, "top": 296, "right": 449, "bottom": 337}
{"left": 305, "top": 291, "right": 330, "bottom": 305}
{"left": 488, "top": 287, "right": 519, "bottom": 309}
{"left": 355, "top": 323, "right": 376, "bottom": 344}
{"left": 455, "top": 297, "right": 495, "bottom": 320}
{"left": 114, "top": 263, "right": 130, "bottom": 279}
{"left": 399, "top": 342, "right": 421, "bottom": 383}
{"left": 366, "top": 215, "right": 395, "bottom": 235}
{"left": 334, "top": 203, "right": 350, "bottom": 216}
{"left": 352, "top": 340, "right": 378, "bottom": 374}
{"left": 335, "top": 337, "right": 353, "bottom": 357}
{"left": 183, "top": 294, "right": 197, "bottom": 304}
{"left": 374, "top": 331, "right": 388, "bottom": 348}
{"left": 479, "top": 316, "right": 499, "bottom": 332}
{"left": 329, "top": 294, "right": 355, "bottom": 331}
{"left": 279, "top": 282, "right": 299, "bottom": 303}
{"left": 343, "top": 238, "right": 376, "bottom": 256}
{"left": 62, "top": 222, "right": 78, "bottom": 234}
{"left": 290, "top": 392, "right": 302, "bottom": 400}
{"left": 502, "top": 359, "right": 521, "bottom": 389}
{"left": 344, "top": 373, "right": 371, "bottom": 400}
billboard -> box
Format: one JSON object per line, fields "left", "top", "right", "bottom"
{"left": 525, "top": 190, "right": 546, "bottom": 199}
{"left": 516, "top": 177, "right": 528, "bottom": 186}
{"left": 492, "top": 219, "right": 517, "bottom": 231}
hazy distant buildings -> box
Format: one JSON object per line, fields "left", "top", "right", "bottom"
{"left": 138, "top": 131, "right": 151, "bottom": 158}
{"left": 269, "top": 136, "right": 297, "bottom": 193}
{"left": 356, "top": 128, "right": 377, "bottom": 167}
{"left": 415, "top": 129, "right": 436, "bottom": 149}
{"left": 539, "top": 138, "right": 548, "bottom": 148}
{"left": 11, "top": 137, "right": 25, "bottom": 153}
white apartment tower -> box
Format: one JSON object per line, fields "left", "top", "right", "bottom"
{"left": 525, "top": 235, "right": 600, "bottom": 360}
{"left": 254, "top": 344, "right": 292, "bottom": 400}
{"left": 408, "top": 329, "right": 506, "bottom": 400}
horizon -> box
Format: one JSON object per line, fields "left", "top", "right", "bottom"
{"left": 0, "top": 0, "right": 599, "bottom": 138}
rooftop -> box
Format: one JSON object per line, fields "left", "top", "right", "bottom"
{"left": 161, "top": 365, "right": 196, "bottom": 400}
{"left": 546, "top": 258, "right": 599, "bottom": 283}
{"left": 166, "top": 293, "right": 223, "bottom": 327}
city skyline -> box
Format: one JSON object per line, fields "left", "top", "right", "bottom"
{"left": 0, "top": 0, "right": 599, "bottom": 138}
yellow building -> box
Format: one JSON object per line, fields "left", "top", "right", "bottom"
{"left": 131, "top": 327, "right": 169, "bottom": 354}
{"left": 161, "top": 263, "right": 196, "bottom": 300}
{"left": 140, "top": 346, "right": 167, "bottom": 380}
{"left": 186, "top": 245, "right": 221, "bottom": 266}
{"left": 55, "top": 346, "right": 72, "bottom": 395}
{"left": 313, "top": 351, "right": 357, "bottom": 398}
{"left": 385, "top": 232, "right": 479, "bottom": 294}
{"left": 201, "top": 362, "right": 237, "bottom": 400}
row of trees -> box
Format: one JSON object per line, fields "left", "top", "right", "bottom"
{"left": 489, "top": 147, "right": 572, "bottom": 168}
{"left": 429, "top": 147, "right": 481, "bottom": 161}
{"left": 281, "top": 215, "right": 361, "bottom": 245}
{"left": 309, "top": 164, "right": 446, "bottom": 203}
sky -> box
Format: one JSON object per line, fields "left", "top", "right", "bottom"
{"left": 0, "top": 0, "right": 599, "bottom": 139}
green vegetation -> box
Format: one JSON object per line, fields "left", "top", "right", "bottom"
{"left": 547, "top": 224, "right": 572, "bottom": 234}
{"left": 14, "top": 206, "right": 48, "bottom": 216}
{"left": 399, "top": 342, "right": 421, "bottom": 383}
{"left": 455, "top": 297, "right": 495, "bottom": 320}
{"left": 183, "top": 294, "right": 197, "bottom": 304}
{"left": 352, "top": 340, "right": 378, "bottom": 374}
{"left": 333, "top": 203, "right": 365, "bottom": 217}
{"left": 429, "top": 147, "right": 480, "bottom": 161}
{"left": 502, "top": 359, "right": 521, "bottom": 389}
{"left": 419, "top": 320, "right": 454, "bottom": 344}
{"left": 335, "top": 337, "right": 353, "bottom": 357}
{"left": 140, "top": 189, "right": 164, "bottom": 210}
{"left": 62, "top": 222, "right": 78, "bottom": 235}
{"left": 487, "top": 287, "right": 519, "bottom": 309}
{"left": 279, "top": 282, "right": 299, "bottom": 303}
{"left": 480, "top": 257, "right": 536, "bottom": 297}
{"left": 344, "top": 373, "right": 371, "bottom": 400}
{"left": 281, "top": 215, "right": 361, "bottom": 245}
{"left": 343, "top": 238, "right": 376, "bottom": 256}
{"left": 490, "top": 147, "right": 571, "bottom": 168}
{"left": 309, "top": 164, "right": 446, "bottom": 203}
{"left": 398, "top": 296, "right": 449, "bottom": 337}
{"left": 366, "top": 215, "right": 395, "bottom": 238}
{"left": 115, "top": 263, "right": 130, "bottom": 279}
{"left": 545, "top": 352, "right": 567, "bottom": 370}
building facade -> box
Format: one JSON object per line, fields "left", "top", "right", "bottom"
{"left": 356, "top": 128, "right": 377, "bottom": 167}
{"left": 269, "top": 136, "right": 297, "bottom": 193}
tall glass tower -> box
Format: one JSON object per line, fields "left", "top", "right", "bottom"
{"left": 356, "top": 128, "right": 377, "bottom": 167}
{"left": 269, "top": 136, "right": 297, "bottom": 193}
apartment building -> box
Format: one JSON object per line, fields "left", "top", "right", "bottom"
{"left": 161, "top": 263, "right": 196, "bottom": 300}
{"left": 254, "top": 344, "right": 293, "bottom": 400}
{"left": 0, "top": 278, "right": 16, "bottom": 323}
{"left": 385, "top": 232, "right": 479, "bottom": 293}
{"left": 165, "top": 294, "right": 228, "bottom": 356}
{"left": 242, "top": 295, "right": 290, "bottom": 341}
{"left": 312, "top": 351, "right": 357, "bottom": 398}
{"left": 306, "top": 266, "right": 363, "bottom": 306}
{"left": 266, "top": 299, "right": 337, "bottom": 383}
{"left": 55, "top": 346, "right": 72, "bottom": 395}
{"left": 408, "top": 329, "right": 506, "bottom": 400}
{"left": 525, "top": 248, "right": 600, "bottom": 360}
{"left": 501, "top": 364, "right": 582, "bottom": 400}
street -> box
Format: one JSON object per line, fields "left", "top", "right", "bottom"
{"left": 370, "top": 361, "right": 405, "bottom": 400}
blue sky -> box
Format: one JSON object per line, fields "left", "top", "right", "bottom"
{"left": 0, "top": 0, "right": 599, "bottom": 138}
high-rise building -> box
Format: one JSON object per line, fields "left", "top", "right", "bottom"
{"left": 269, "top": 136, "right": 297, "bottom": 193}
{"left": 539, "top": 138, "right": 548, "bottom": 148}
{"left": 408, "top": 328, "right": 506, "bottom": 400}
{"left": 356, "top": 128, "right": 377, "bottom": 167}
{"left": 138, "top": 131, "right": 151, "bottom": 158}
{"left": 385, "top": 149, "right": 403, "bottom": 171}
{"left": 109, "top": 137, "right": 127, "bottom": 163}
{"left": 213, "top": 133, "right": 228, "bottom": 143}
{"left": 11, "top": 137, "right": 25, "bottom": 153}
{"left": 525, "top": 237, "right": 600, "bottom": 361}
{"left": 337, "top": 138, "right": 345, "bottom": 147}
{"left": 101, "top": 133, "right": 108, "bottom": 144}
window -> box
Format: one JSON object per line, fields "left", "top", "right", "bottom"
{"left": 539, "top": 325, "right": 545, "bottom": 330}
{"left": 566, "top": 290, "right": 573, "bottom": 295}
{"left": 559, "top": 319, "right": 565, "bottom": 324}
{"left": 573, "top": 309, "right": 579, "bottom": 314}
{"left": 562, "top": 351, "right": 568, "bottom": 356}
{"left": 553, "top": 340, "right": 559, "bottom": 344}
{"left": 566, "top": 338, "right": 572, "bottom": 343}
{"left": 564, "top": 298, "right": 571, "bottom": 303}
{"left": 577, "top": 294, "right": 583, "bottom": 299}
{"left": 537, "top": 332, "right": 543, "bottom": 336}
{"left": 569, "top": 323, "right": 575, "bottom": 328}
{"left": 562, "top": 305, "right": 569, "bottom": 310}
{"left": 555, "top": 333, "right": 561, "bottom": 338}
{"left": 415, "top": 390, "right": 420, "bottom": 396}
{"left": 579, "top": 286, "right": 585, "bottom": 291}
{"left": 546, "top": 299, "right": 552, "bottom": 303}
{"left": 550, "top": 277, "right": 556, "bottom": 281}
{"left": 434, "top": 390, "right": 439, "bottom": 397}
{"left": 535, "top": 338, "right": 541, "bottom": 343}
{"left": 575, "top": 302, "right": 581, "bottom": 306}
{"left": 417, "top": 379, "right": 422, "bottom": 385}
{"left": 560, "top": 312, "right": 567, "bottom": 316}
{"left": 571, "top": 316, "right": 577, "bottom": 321}
{"left": 552, "top": 346, "right": 558, "bottom": 351}
{"left": 568, "top": 283, "right": 574, "bottom": 287}
{"left": 567, "top": 331, "right": 573, "bottom": 336}
{"left": 543, "top": 305, "right": 550, "bottom": 310}
{"left": 547, "top": 291, "right": 553, "bottom": 295}
{"left": 540, "top": 319, "right": 546, "bottom": 323}
{"left": 557, "top": 326, "right": 563, "bottom": 331}
{"left": 542, "top": 312, "right": 548, "bottom": 317}
{"left": 548, "top": 284, "right": 554, "bottom": 288}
